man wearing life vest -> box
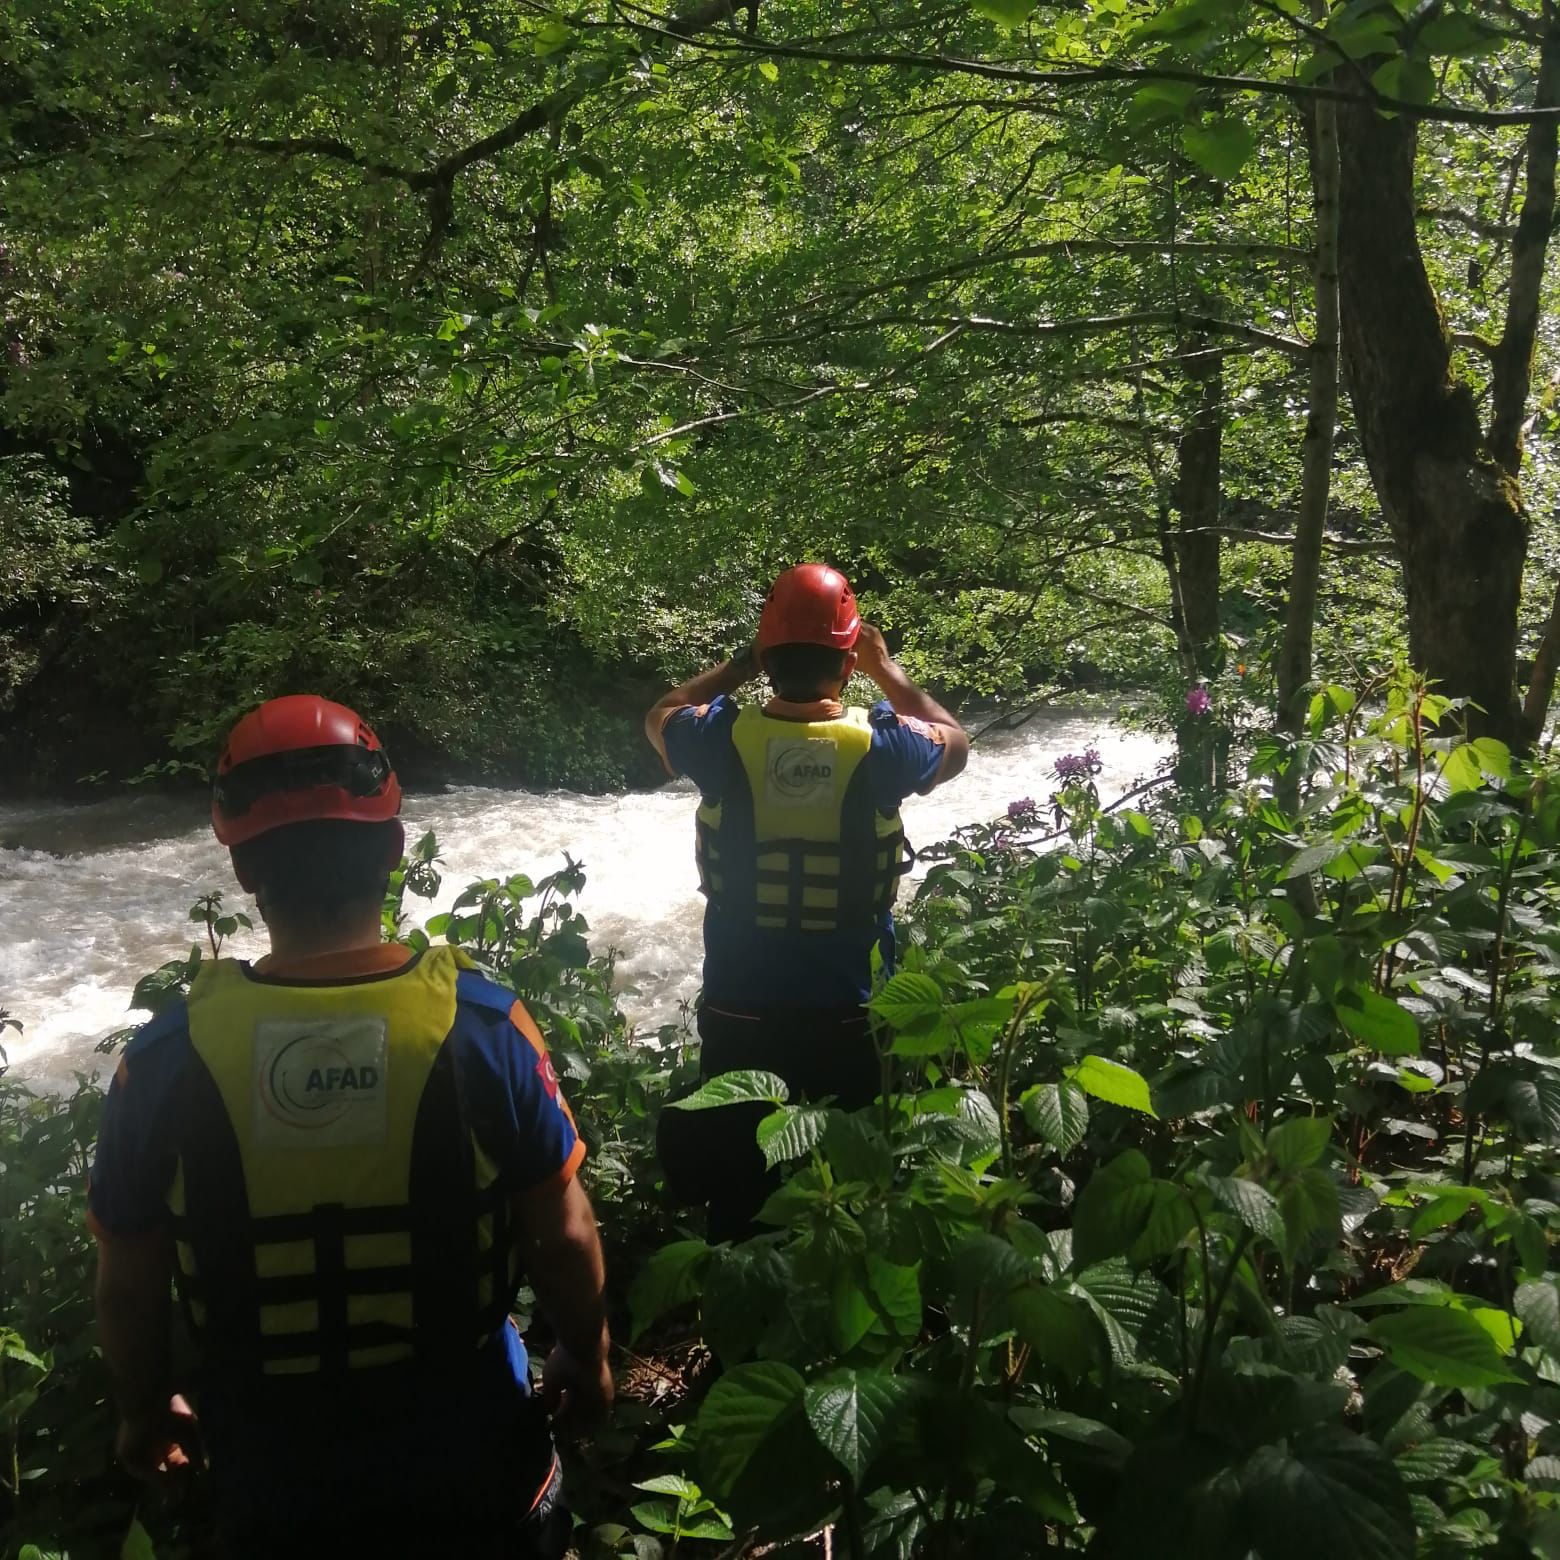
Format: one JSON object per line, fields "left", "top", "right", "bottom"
{"left": 646, "top": 564, "right": 968, "bottom": 1237}
{"left": 88, "top": 695, "right": 611, "bottom": 1559}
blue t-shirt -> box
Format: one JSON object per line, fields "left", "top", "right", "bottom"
{"left": 663, "top": 696, "right": 945, "bottom": 1008}
{"left": 88, "top": 953, "right": 581, "bottom": 1504}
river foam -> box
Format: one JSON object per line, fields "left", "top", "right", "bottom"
{"left": 0, "top": 708, "right": 1166, "bottom": 1084}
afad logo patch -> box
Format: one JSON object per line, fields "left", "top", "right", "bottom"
{"left": 253, "top": 1016, "right": 389, "bottom": 1148}
{"left": 764, "top": 735, "right": 839, "bottom": 807}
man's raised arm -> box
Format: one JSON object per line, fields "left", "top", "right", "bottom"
{"left": 643, "top": 644, "right": 759, "bottom": 769}
{"left": 854, "top": 624, "right": 970, "bottom": 786}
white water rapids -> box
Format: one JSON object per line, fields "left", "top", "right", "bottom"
{"left": 0, "top": 709, "right": 1166, "bottom": 1086}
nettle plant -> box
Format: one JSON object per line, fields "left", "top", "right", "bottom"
{"left": 632, "top": 671, "right": 1560, "bottom": 1559}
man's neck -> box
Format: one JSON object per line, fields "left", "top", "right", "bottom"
{"left": 260, "top": 906, "right": 386, "bottom": 969}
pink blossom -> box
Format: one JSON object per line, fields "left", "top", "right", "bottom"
{"left": 1186, "top": 687, "right": 1212, "bottom": 717}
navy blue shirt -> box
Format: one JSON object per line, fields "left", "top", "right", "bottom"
{"left": 662, "top": 696, "right": 945, "bottom": 1008}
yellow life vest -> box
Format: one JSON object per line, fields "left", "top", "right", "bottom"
{"left": 170, "top": 946, "right": 518, "bottom": 1382}
{"left": 695, "top": 705, "right": 909, "bottom": 933}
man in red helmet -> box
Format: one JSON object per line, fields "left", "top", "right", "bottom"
{"left": 646, "top": 565, "right": 968, "bottom": 1237}
{"left": 87, "top": 695, "right": 611, "bottom": 1558}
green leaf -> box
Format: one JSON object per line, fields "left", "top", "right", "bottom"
{"left": 634, "top": 1473, "right": 702, "bottom": 1499}
{"left": 1022, "top": 1081, "right": 1089, "bottom": 1154}
{"left": 821, "top": 1111, "right": 893, "bottom": 1186}
{"left": 1008, "top": 1407, "right": 1132, "bottom": 1463}
{"left": 1515, "top": 1279, "right": 1560, "bottom": 1356}
{"left": 1182, "top": 118, "right": 1256, "bottom": 182}
{"left": 1335, "top": 990, "right": 1419, "bottom": 1055}
{"left": 628, "top": 1239, "right": 711, "bottom": 1340}
{"left": 136, "top": 554, "right": 163, "bottom": 585}
{"left": 757, "top": 59, "right": 779, "bottom": 81}
{"left": 869, "top": 971, "right": 944, "bottom": 1030}
{"left": 1368, "top": 1307, "right": 1522, "bottom": 1388}
{"left": 1372, "top": 55, "right": 1436, "bottom": 108}
{"left": 1240, "top": 1427, "right": 1415, "bottom": 1560}
{"left": 1127, "top": 80, "right": 1199, "bottom": 127}
{"left": 533, "top": 19, "right": 573, "bottom": 54}
{"left": 804, "top": 1369, "right": 917, "bottom": 1483}
{"left": 1279, "top": 1167, "right": 1342, "bottom": 1261}
{"left": 959, "top": 1398, "right": 1075, "bottom": 1520}
{"left": 667, "top": 1070, "right": 789, "bottom": 1110}
{"left": 973, "top": 0, "right": 1037, "bottom": 26}
{"left": 1073, "top": 1150, "right": 1194, "bottom": 1266}
{"left": 696, "top": 1361, "right": 807, "bottom": 1501}
{"left": 1064, "top": 1055, "right": 1156, "bottom": 1116}
{"left": 756, "top": 1104, "right": 828, "bottom": 1167}
{"left": 1209, "top": 1175, "right": 1287, "bottom": 1246}
{"left": 1267, "top": 1116, "right": 1333, "bottom": 1169}
{"left": 1286, "top": 840, "right": 1349, "bottom": 878}
{"left": 120, "top": 1518, "right": 158, "bottom": 1560}
{"left": 1418, "top": 12, "right": 1502, "bottom": 57}
{"left": 1007, "top": 1284, "right": 1099, "bottom": 1376}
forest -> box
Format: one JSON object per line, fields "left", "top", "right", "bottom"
{"left": 4, "top": 0, "right": 1560, "bottom": 1557}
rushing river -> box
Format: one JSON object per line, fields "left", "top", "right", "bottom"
{"left": 0, "top": 708, "right": 1165, "bottom": 1085}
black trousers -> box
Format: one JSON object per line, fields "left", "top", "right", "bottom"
{"left": 658, "top": 1004, "right": 880, "bottom": 1243}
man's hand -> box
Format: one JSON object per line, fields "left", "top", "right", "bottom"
{"left": 116, "top": 1393, "right": 204, "bottom": 1482}
{"left": 854, "top": 622, "right": 893, "bottom": 683}
{"left": 543, "top": 1343, "right": 615, "bottom": 1439}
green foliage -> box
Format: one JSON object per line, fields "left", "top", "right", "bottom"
{"left": 5, "top": 0, "right": 1554, "bottom": 788}
{"left": 620, "top": 666, "right": 1560, "bottom": 1555}
{"left": 8, "top": 657, "right": 1560, "bottom": 1553}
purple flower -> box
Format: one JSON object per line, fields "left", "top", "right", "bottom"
{"left": 1186, "top": 687, "right": 1212, "bottom": 717}
{"left": 1052, "top": 747, "right": 1104, "bottom": 785}
{"left": 1007, "top": 796, "right": 1037, "bottom": 821}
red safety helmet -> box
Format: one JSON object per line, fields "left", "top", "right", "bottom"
{"left": 211, "top": 694, "right": 401, "bottom": 847}
{"left": 756, "top": 563, "right": 861, "bottom": 651}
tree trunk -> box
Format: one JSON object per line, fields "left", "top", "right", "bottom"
{"left": 1275, "top": 76, "right": 1340, "bottom": 814}
{"left": 1173, "top": 350, "right": 1223, "bottom": 676}
{"left": 1335, "top": 105, "right": 1526, "bottom": 742}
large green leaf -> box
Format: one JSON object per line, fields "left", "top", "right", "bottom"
{"left": 1182, "top": 117, "right": 1256, "bottom": 182}
{"left": 628, "top": 1238, "right": 712, "bottom": 1340}
{"left": 1267, "top": 1116, "right": 1333, "bottom": 1169}
{"left": 1334, "top": 990, "right": 1419, "bottom": 1055}
{"left": 1073, "top": 1150, "right": 1193, "bottom": 1266}
{"left": 1007, "top": 1283, "right": 1099, "bottom": 1376}
{"left": 1023, "top": 1081, "right": 1089, "bottom": 1154}
{"left": 1239, "top": 1428, "right": 1415, "bottom": 1560}
{"left": 666, "top": 1070, "right": 789, "bottom": 1111}
{"left": 868, "top": 971, "right": 944, "bottom": 1030}
{"left": 695, "top": 1361, "right": 807, "bottom": 1501}
{"left": 1065, "top": 1055, "right": 1157, "bottom": 1116}
{"left": 1368, "top": 1307, "right": 1522, "bottom": 1388}
{"left": 1279, "top": 1167, "right": 1342, "bottom": 1261}
{"left": 804, "top": 1369, "right": 918, "bottom": 1483}
{"left": 1209, "top": 1175, "right": 1287, "bottom": 1246}
{"left": 972, "top": 0, "right": 1036, "bottom": 26}
{"left": 1516, "top": 1279, "right": 1560, "bottom": 1356}
{"left": 756, "top": 1104, "right": 828, "bottom": 1167}
{"left": 822, "top": 1111, "right": 893, "bottom": 1187}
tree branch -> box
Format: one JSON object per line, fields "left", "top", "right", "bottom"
{"left": 733, "top": 308, "right": 1308, "bottom": 356}
{"left": 606, "top": 8, "right": 1560, "bottom": 127}
{"left": 1489, "top": 9, "right": 1560, "bottom": 472}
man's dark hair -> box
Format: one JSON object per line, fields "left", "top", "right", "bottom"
{"left": 232, "top": 818, "right": 400, "bottom": 919}
{"left": 764, "top": 643, "right": 851, "bottom": 702}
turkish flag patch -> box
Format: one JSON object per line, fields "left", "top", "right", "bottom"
{"left": 535, "top": 1048, "right": 561, "bottom": 1101}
